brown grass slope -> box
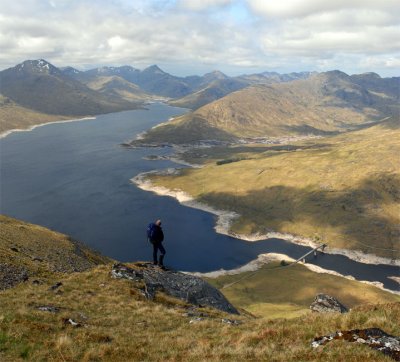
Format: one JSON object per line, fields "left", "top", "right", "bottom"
{"left": 0, "top": 216, "right": 399, "bottom": 361}
{"left": 141, "top": 71, "right": 399, "bottom": 144}
{"left": 1, "top": 265, "right": 399, "bottom": 361}
{"left": 148, "top": 118, "right": 400, "bottom": 259}
{"left": 0, "top": 95, "right": 69, "bottom": 134}
{"left": 0, "top": 215, "right": 110, "bottom": 282}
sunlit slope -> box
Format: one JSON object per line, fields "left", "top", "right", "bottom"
{"left": 0, "top": 215, "right": 110, "bottom": 277}
{"left": 149, "top": 118, "right": 400, "bottom": 259}
{"left": 209, "top": 262, "right": 400, "bottom": 319}
{"left": 140, "top": 71, "right": 399, "bottom": 144}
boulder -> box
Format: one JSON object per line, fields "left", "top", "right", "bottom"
{"left": 0, "top": 263, "right": 28, "bottom": 290}
{"left": 111, "top": 263, "right": 239, "bottom": 315}
{"left": 310, "top": 293, "right": 348, "bottom": 313}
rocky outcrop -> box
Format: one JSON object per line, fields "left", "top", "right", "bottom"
{"left": 0, "top": 263, "right": 28, "bottom": 290}
{"left": 111, "top": 263, "right": 239, "bottom": 315}
{"left": 310, "top": 293, "right": 348, "bottom": 313}
{"left": 312, "top": 328, "right": 400, "bottom": 361}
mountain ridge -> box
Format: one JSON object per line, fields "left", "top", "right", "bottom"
{"left": 138, "top": 70, "right": 399, "bottom": 144}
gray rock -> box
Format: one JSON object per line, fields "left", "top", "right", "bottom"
{"left": 221, "top": 318, "right": 242, "bottom": 325}
{"left": 111, "top": 263, "right": 143, "bottom": 282}
{"left": 111, "top": 263, "right": 239, "bottom": 315}
{"left": 310, "top": 293, "right": 348, "bottom": 313}
{"left": 49, "top": 282, "right": 63, "bottom": 291}
{"left": 36, "top": 305, "right": 61, "bottom": 313}
{"left": 0, "top": 263, "right": 29, "bottom": 290}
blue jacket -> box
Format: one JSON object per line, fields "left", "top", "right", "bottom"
{"left": 149, "top": 224, "right": 164, "bottom": 243}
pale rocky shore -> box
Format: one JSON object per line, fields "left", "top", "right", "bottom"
{"left": 132, "top": 169, "right": 400, "bottom": 270}
{"left": 0, "top": 116, "right": 96, "bottom": 139}
{"left": 188, "top": 252, "right": 400, "bottom": 296}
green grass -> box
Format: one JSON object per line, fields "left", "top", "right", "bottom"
{"left": 208, "top": 262, "right": 400, "bottom": 319}
{"left": 149, "top": 118, "right": 400, "bottom": 259}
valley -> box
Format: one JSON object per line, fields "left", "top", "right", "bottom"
{"left": 142, "top": 116, "right": 400, "bottom": 262}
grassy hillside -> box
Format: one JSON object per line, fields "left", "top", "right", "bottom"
{"left": 1, "top": 215, "right": 399, "bottom": 360}
{"left": 208, "top": 262, "right": 400, "bottom": 319}
{"left": 0, "top": 215, "right": 110, "bottom": 280}
{"left": 147, "top": 118, "right": 400, "bottom": 259}
{"left": 1, "top": 264, "right": 399, "bottom": 361}
{"left": 0, "top": 95, "right": 69, "bottom": 134}
{"left": 140, "top": 71, "right": 399, "bottom": 144}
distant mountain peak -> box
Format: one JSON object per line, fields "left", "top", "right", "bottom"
{"left": 358, "top": 72, "right": 381, "bottom": 79}
{"left": 204, "top": 70, "right": 228, "bottom": 80}
{"left": 143, "top": 65, "right": 166, "bottom": 74}
{"left": 61, "top": 66, "right": 81, "bottom": 75}
{"left": 15, "top": 59, "right": 60, "bottom": 75}
{"left": 324, "top": 70, "right": 349, "bottom": 78}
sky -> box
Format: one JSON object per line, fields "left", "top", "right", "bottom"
{"left": 1, "top": 0, "right": 399, "bottom": 76}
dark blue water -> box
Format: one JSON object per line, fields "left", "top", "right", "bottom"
{"left": 0, "top": 104, "right": 398, "bottom": 291}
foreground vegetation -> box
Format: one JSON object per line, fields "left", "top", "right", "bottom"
{"left": 1, "top": 215, "right": 399, "bottom": 361}
{"left": 0, "top": 265, "right": 399, "bottom": 361}
{"left": 149, "top": 118, "right": 400, "bottom": 260}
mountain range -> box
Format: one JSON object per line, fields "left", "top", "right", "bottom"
{"left": 1, "top": 59, "right": 398, "bottom": 138}
{"left": 140, "top": 70, "right": 399, "bottom": 144}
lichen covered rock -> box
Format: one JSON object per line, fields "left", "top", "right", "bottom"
{"left": 312, "top": 328, "right": 400, "bottom": 361}
{"left": 310, "top": 293, "right": 348, "bottom": 313}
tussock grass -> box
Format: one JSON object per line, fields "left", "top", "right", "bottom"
{"left": 149, "top": 119, "right": 400, "bottom": 259}
{"left": 0, "top": 264, "right": 399, "bottom": 361}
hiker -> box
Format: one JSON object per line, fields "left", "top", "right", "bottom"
{"left": 147, "top": 219, "right": 166, "bottom": 268}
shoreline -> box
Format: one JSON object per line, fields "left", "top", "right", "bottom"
{"left": 0, "top": 116, "right": 97, "bottom": 139}
{"left": 188, "top": 252, "right": 400, "bottom": 296}
{"left": 132, "top": 169, "right": 400, "bottom": 269}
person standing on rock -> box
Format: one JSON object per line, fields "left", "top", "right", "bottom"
{"left": 147, "top": 219, "right": 166, "bottom": 268}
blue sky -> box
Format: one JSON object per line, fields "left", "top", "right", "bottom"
{"left": 1, "top": 0, "right": 399, "bottom": 76}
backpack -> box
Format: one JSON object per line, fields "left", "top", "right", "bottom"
{"left": 147, "top": 223, "right": 156, "bottom": 240}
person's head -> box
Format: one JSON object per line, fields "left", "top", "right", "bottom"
{"left": 155, "top": 219, "right": 162, "bottom": 226}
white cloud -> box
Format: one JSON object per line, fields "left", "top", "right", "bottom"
{"left": 178, "top": 0, "right": 233, "bottom": 11}
{"left": 0, "top": 0, "right": 398, "bottom": 76}
{"left": 247, "top": 0, "right": 400, "bottom": 19}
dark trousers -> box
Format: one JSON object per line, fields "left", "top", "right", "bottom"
{"left": 152, "top": 241, "right": 166, "bottom": 265}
